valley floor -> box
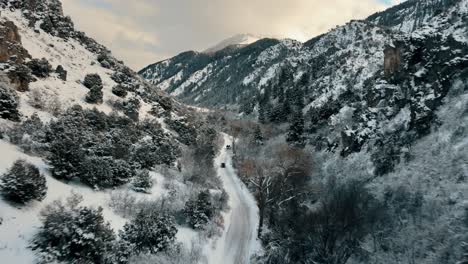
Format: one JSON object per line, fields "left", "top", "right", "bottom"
{"left": 206, "top": 133, "right": 260, "bottom": 264}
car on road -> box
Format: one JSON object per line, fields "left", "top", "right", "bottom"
{"left": 221, "top": 163, "right": 226, "bottom": 168}
{"left": 226, "top": 145, "right": 231, "bottom": 150}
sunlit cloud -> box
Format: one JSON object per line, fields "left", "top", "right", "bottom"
{"left": 61, "top": 0, "right": 395, "bottom": 69}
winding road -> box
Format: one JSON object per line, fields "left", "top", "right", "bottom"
{"left": 208, "top": 134, "right": 259, "bottom": 264}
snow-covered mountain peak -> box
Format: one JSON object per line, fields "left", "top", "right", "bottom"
{"left": 203, "top": 33, "right": 261, "bottom": 53}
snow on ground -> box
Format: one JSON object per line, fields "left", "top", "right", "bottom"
{"left": 1, "top": 9, "right": 157, "bottom": 121}
{"left": 0, "top": 140, "right": 175, "bottom": 263}
{"left": 204, "top": 133, "right": 260, "bottom": 264}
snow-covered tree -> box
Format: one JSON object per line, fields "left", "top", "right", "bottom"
{"left": 0, "top": 81, "right": 20, "bottom": 121}
{"left": 83, "top": 73, "right": 103, "bottom": 89}
{"left": 123, "top": 97, "right": 141, "bottom": 121}
{"left": 131, "top": 170, "right": 153, "bottom": 193}
{"left": 26, "top": 58, "right": 52, "bottom": 78}
{"left": 80, "top": 156, "right": 135, "bottom": 189}
{"left": 286, "top": 111, "right": 305, "bottom": 148}
{"left": 0, "top": 159, "right": 47, "bottom": 204}
{"left": 119, "top": 210, "right": 177, "bottom": 254}
{"left": 184, "top": 190, "right": 214, "bottom": 229}
{"left": 85, "top": 85, "right": 104, "bottom": 104}
{"left": 31, "top": 195, "right": 116, "bottom": 264}
{"left": 252, "top": 125, "right": 264, "bottom": 146}
{"left": 112, "top": 84, "right": 128, "bottom": 98}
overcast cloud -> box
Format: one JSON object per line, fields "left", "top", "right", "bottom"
{"left": 61, "top": 0, "right": 400, "bottom": 70}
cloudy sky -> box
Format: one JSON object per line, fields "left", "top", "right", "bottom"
{"left": 61, "top": 0, "right": 402, "bottom": 70}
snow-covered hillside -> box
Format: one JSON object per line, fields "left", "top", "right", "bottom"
{"left": 0, "top": 1, "right": 240, "bottom": 263}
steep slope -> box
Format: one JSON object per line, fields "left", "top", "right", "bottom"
{"left": 0, "top": 0, "right": 185, "bottom": 123}
{"left": 367, "top": 0, "right": 468, "bottom": 43}
{"left": 141, "top": 0, "right": 468, "bottom": 165}
{"left": 140, "top": 38, "right": 301, "bottom": 108}
{"left": 0, "top": 1, "right": 230, "bottom": 263}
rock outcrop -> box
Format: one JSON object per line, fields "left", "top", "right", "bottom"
{"left": 0, "top": 20, "right": 30, "bottom": 63}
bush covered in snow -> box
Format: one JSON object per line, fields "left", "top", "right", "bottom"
{"left": 119, "top": 209, "right": 177, "bottom": 254}
{"left": 26, "top": 58, "right": 52, "bottom": 78}
{"left": 122, "top": 97, "right": 141, "bottom": 121}
{"left": 31, "top": 194, "right": 116, "bottom": 264}
{"left": 80, "top": 155, "right": 135, "bottom": 189}
{"left": 85, "top": 85, "right": 104, "bottom": 104}
{"left": 7, "top": 113, "right": 47, "bottom": 154}
{"left": 44, "top": 105, "right": 179, "bottom": 188}
{"left": 0, "top": 81, "right": 20, "bottom": 121}
{"left": 112, "top": 84, "right": 128, "bottom": 98}
{"left": 131, "top": 170, "right": 153, "bottom": 193}
{"left": 55, "top": 65, "right": 67, "bottom": 81}
{"left": 183, "top": 190, "right": 214, "bottom": 229}
{"left": 0, "top": 159, "right": 47, "bottom": 204}
{"left": 128, "top": 241, "right": 205, "bottom": 264}
{"left": 83, "top": 73, "right": 103, "bottom": 89}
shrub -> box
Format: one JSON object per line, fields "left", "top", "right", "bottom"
{"left": 131, "top": 170, "right": 153, "bottom": 193}
{"left": 123, "top": 97, "right": 141, "bottom": 121}
{"left": 183, "top": 190, "right": 214, "bottom": 229}
{"left": 26, "top": 58, "right": 52, "bottom": 78}
{"left": 83, "top": 73, "right": 103, "bottom": 89}
{"left": 7, "top": 113, "right": 47, "bottom": 154}
{"left": 31, "top": 194, "right": 116, "bottom": 264}
{"left": 119, "top": 209, "right": 177, "bottom": 254}
{"left": 80, "top": 156, "right": 135, "bottom": 189}
{"left": 0, "top": 160, "right": 47, "bottom": 204}
{"left": 28, "top": 88, "right": 45, "bottom": 109}
{"left": 55, "top": 65, "right": 67, "bottom": 81}
{"left": 0, "top": 82, "right": 20, "bottom": 121}
{"left": 131, "top": 137, "right": 178, "bottom": 169}
{"left": 112, "top": 85, "right": 128, "bottom": 98}
{"left": 85, "top": 85, "right": 104, "bottom": 104}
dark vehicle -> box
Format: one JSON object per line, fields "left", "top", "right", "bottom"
{"left": 226, "top": 145, "right": 231, "bottom": 150}
{"left": 221, "top": 163, "right": 226, "bottom": 168}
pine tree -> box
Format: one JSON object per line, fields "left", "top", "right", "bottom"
{"left": 83, "top": 73, "right": 103, "bottom": 89}
{"left": 80, "top": 156, "right": 134, "bottom": 189}
{"left": 131, "top": 170, "right": 153, "bottom": 193}
{"left": 184, "top": 190, "right": 214, "bottom": 229}
{"left": 258, "top": 102, "right": 266, "bottom": 124}
{"left": 120, "top": 210, "right": 177, "bottom": 254}
{"left": 286, "top": 111, "right": 305, "bottom": 148}
{"left": 31, "top": 197, "right": 115, "bottom": 264}
{"left": 252, "top": 125, "right": 264, "bottom": 146}
{"left": 0, "top": 160, "right": 47, "bottom": 204}
{"left": 0, "top": 82, "right": 20, "bottom": 121}
{"left": 85, "top": 85, "right": 104, "bottom": 104}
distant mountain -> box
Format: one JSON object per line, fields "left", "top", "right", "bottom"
{"left": 140, "top": 0, "right": 468, "bottom": 167}
{"left": 203, "top": 33, "right": 261, "bottom": 54}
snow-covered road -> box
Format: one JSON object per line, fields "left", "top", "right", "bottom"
{"left": 206, "top": 134, "right": 259, "bottom": 264}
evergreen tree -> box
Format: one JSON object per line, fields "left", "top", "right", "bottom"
{"left": 252, "top": 125, "right": 264, "bottom": 146}
{"left": 286, "top": 111, "right": 305, "bottom": 148}
{"left": 83, "top": 73, "right": 103, "bottom": 89}
{"left": 184, "top": 190, "right": 214, "bottom": 229}
{"left": 258, "top": 102, "right": 266, "bottom": 124}
{"left": 120, "top": 210, "right": 177, "bottom": 254}
{"left": 131, "top": 170, "right": 153, "bottom": 193}
{"left": 80, "top": 156, "right": 134, "bottom": 189}
{"left": 123, "top": 97, "right": 141, "bottom": 121}
{"left": 31, "top": 197, "right": 115, "bottom": 264}
{"left": 0, "top": 82, "right": 20, "bottom": 121}
{"left": 85, "top": 85, "right": 104, "bottom": 104}
{"left": 0, "top": 160, "right": 47, "bottom": 204}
